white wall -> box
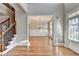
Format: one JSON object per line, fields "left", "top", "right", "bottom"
{"left": 10, "top": 4, "right": 29, "bottom": 46}
{"left": 30, "top": 29, "right": 48, "bottom": 36}
{"left": 53, "top": 16, "right": 64, "bottom": 46}
{"left": 30, "top": 23, "right": 48, "bottom": 36}
{"left": 15, "top": 12, "right": 28, "bottom": 45}
{"left": 50, "top": 22, "right": 53, "bottom": 35}
{"left": 52, "top": 4, "right": 64, "bottom": 46}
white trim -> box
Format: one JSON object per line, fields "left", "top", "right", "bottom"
{"left": 68, "top": 45, "right": 79, "bottom": 54}
{"left": 2, "top": 44, "right": 16, "bottom": 55}
{"left": 16, "top": 40, "right": 30, "bottom": 47}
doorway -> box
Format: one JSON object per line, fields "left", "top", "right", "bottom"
{"left": 28, "top": 16, "right": 53, "bottom": 47}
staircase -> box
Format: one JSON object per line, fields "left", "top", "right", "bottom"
{"left": 0, "top": 31, "right": 16, "bottom": 52}
{"left": 6, "top": 34, "right": 16, "bottom": 49}
{"left": 4, "top": 31, "right": 16, "bottom": 50}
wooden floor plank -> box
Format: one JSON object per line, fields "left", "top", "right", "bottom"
{"left": 3, "top": 36, "right": 79, "bottom": 56}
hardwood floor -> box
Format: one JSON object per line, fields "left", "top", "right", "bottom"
{"left": 3, "top": 36, "right": 79, "bottom": 56}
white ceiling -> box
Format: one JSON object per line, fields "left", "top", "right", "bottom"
{"left": 27, "top": 3, "right": 63, "bottom": 15}
{"left": 19, "top": 3, "right": 79, "bottom": 15}
{"left": 64, "top": 3, "right": 79, "bottom": 13}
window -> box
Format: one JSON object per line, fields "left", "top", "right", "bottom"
{"left": 69, "top": 17, "right": 79, "bottom": 42}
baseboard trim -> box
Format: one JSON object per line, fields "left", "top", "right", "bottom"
{"left": 16, "top": 40, "right": 30, "bottom": 47}
{"left": 68, "top": 46, "right": 79, "bottom": 54}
